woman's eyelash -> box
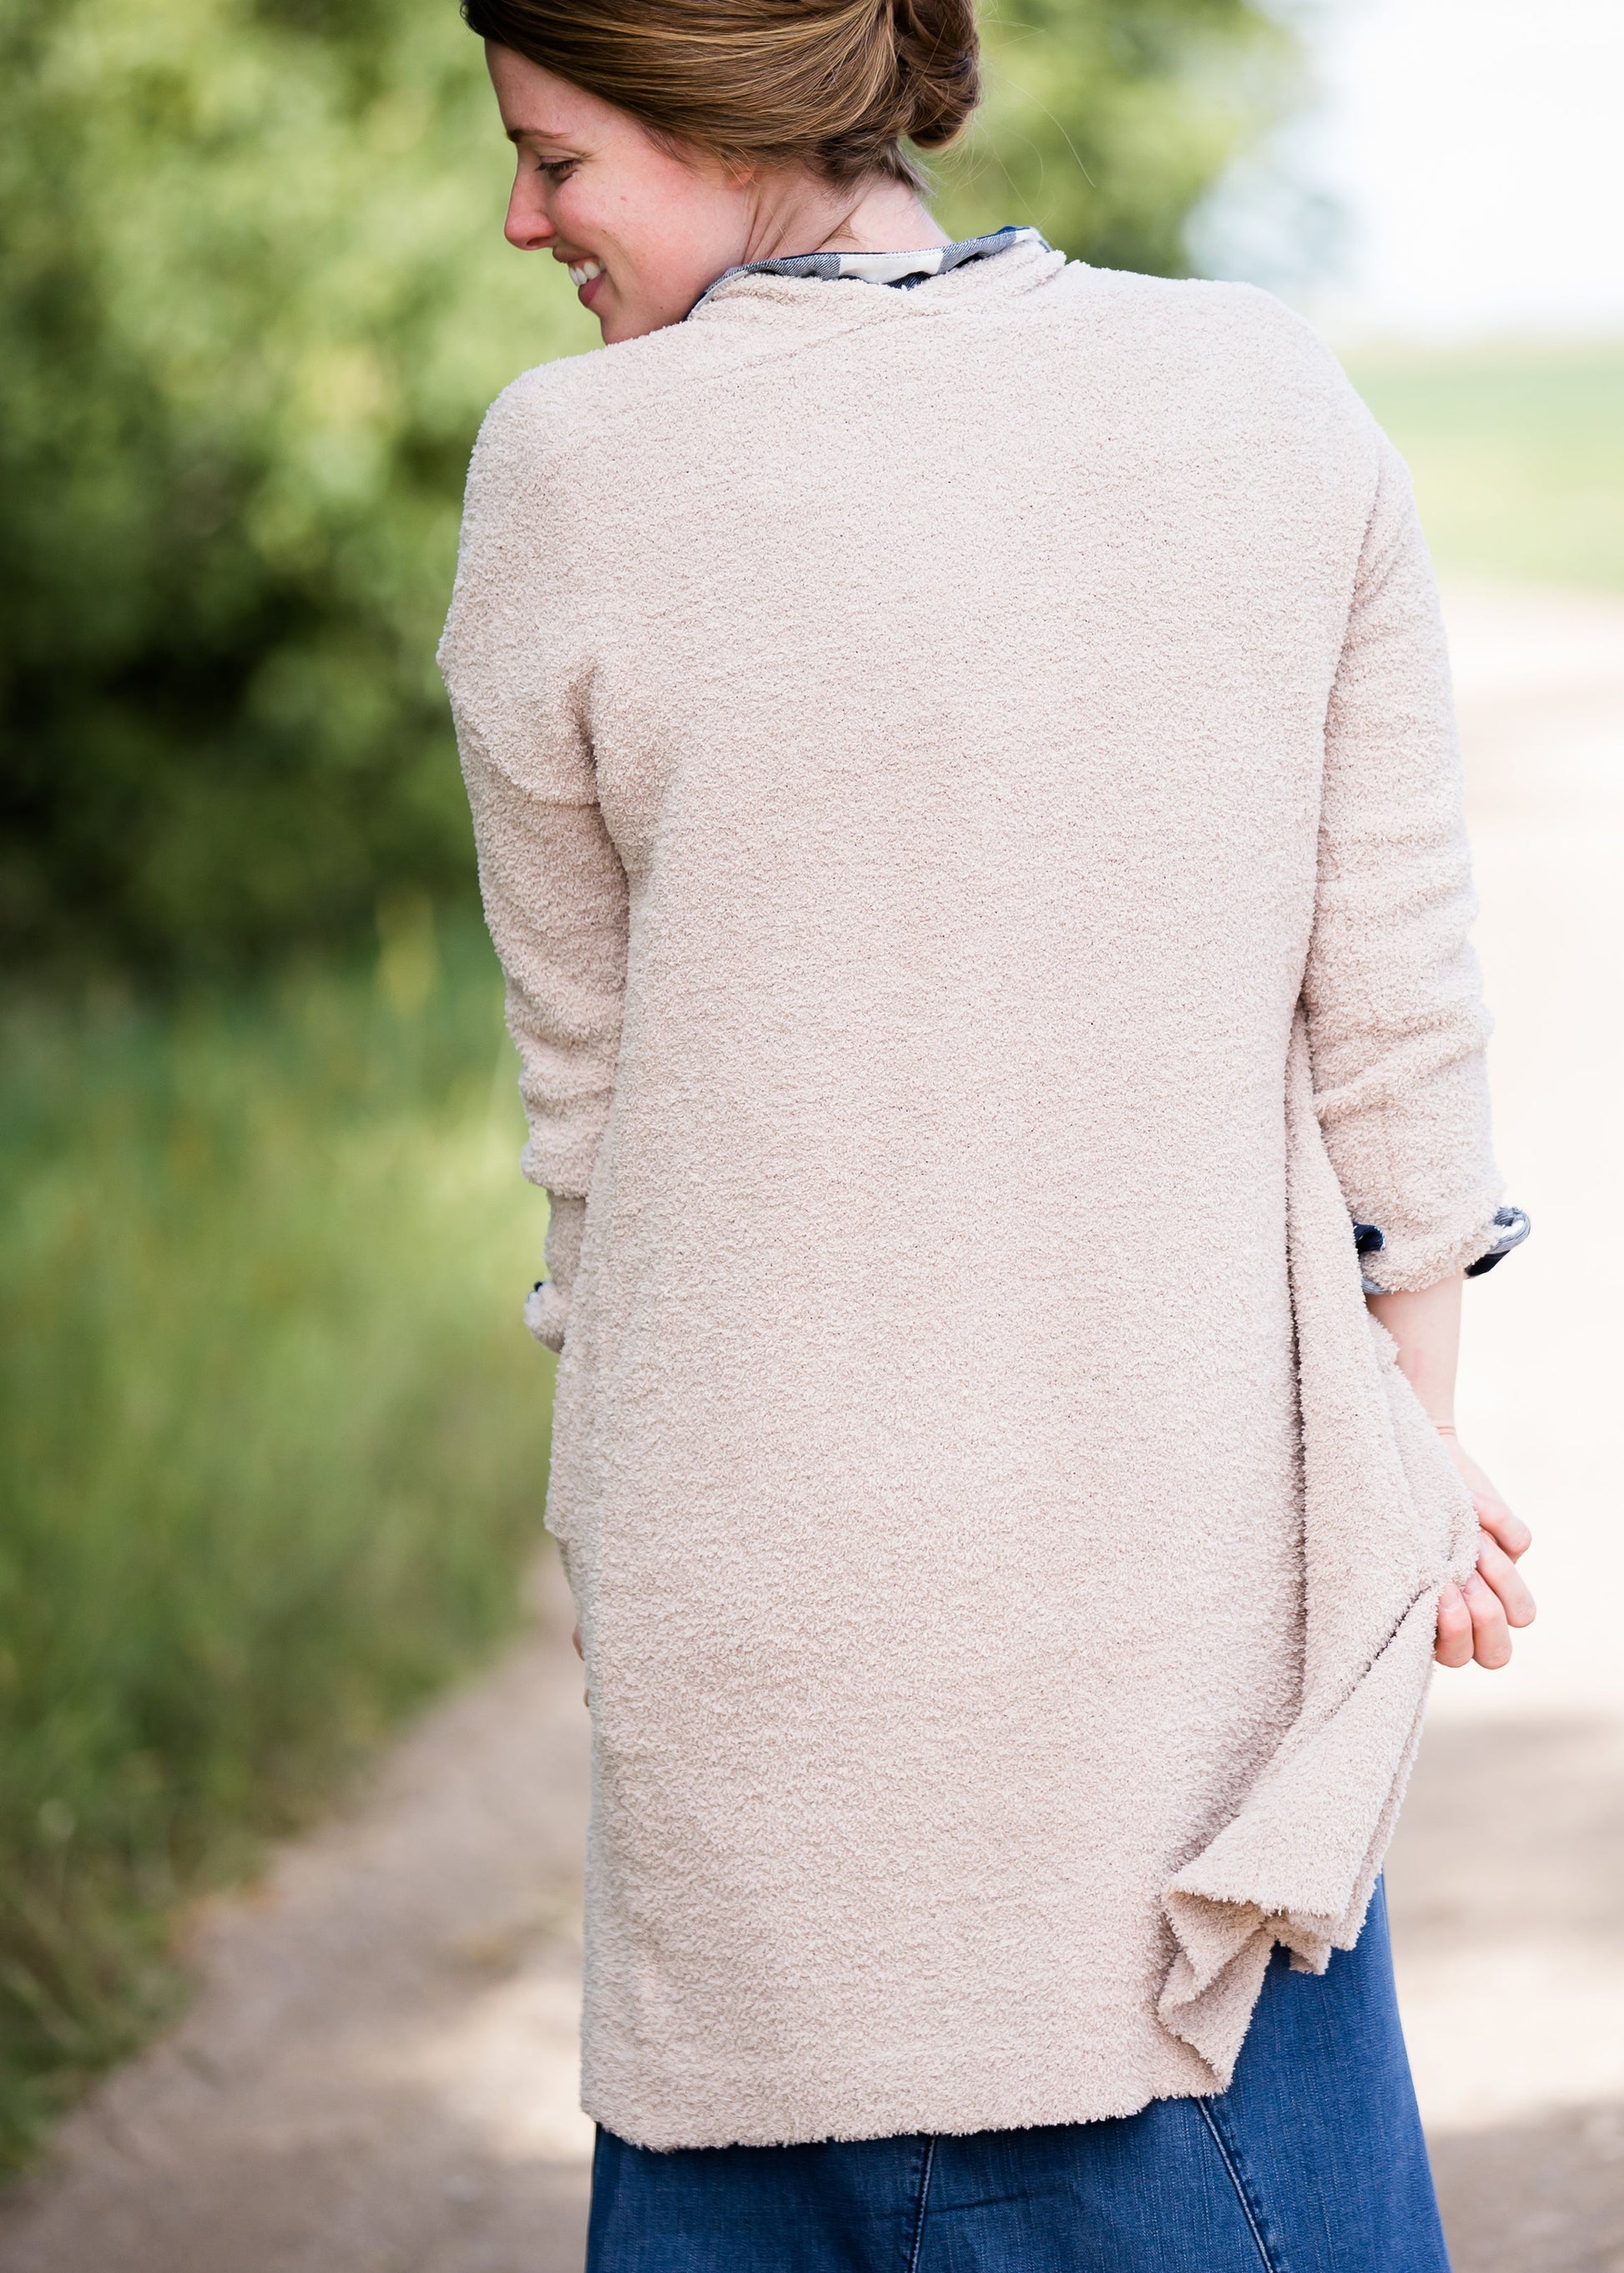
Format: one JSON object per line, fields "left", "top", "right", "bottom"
{"left": 538, "top": 159, "right": 578, "bottom": 183}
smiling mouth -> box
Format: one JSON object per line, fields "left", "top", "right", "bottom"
{"left": 567, "top": 259, "right": 604, "bottom": 287}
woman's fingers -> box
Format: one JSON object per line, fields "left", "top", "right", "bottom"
{"left": 1439, "top": 1434, "right": 1531, "bottom": 1560}
{"left": 1435, "top": 1583, "right": 1475, "bottom": 1668}
{"left": 1435, "top": 1526, "right": 1536, "bottom": 1671}
{"left": 1475, "top": 1493, "right": 1532, "bottom": 1562}
{"left": 1461, "top": 1568, "right": 1514, "bottom": 1669}
{"left": 1433, "top": 1436, "right": 1536, "bottom": 1668}
{"left": 1476, "top": 1530, "right": 1537, "bottom": 1629}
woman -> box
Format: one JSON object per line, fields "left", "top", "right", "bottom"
{"left": 438, "top": 3, "right": 1536, "bottom": 2265}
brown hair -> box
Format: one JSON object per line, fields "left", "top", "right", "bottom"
{"left": 460, "top": 0, "right": 981, "bottom": 186}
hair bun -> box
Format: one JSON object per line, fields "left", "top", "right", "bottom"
{"left": 887, "top": 0, "right": 981, "bottom": 151}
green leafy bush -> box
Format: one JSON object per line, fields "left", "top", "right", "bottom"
{"left": 0, "top": 0, "right": 593, "bottom": 975}
{"left": 939, "top": 0, "right": 1296, "bottom": 274}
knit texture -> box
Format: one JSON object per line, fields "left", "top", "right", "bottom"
{"left": 440, "top": 235, "right": 1500, "bottom": 2149}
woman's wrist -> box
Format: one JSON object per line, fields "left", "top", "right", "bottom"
{"left": 1367, "top": 1273, "right": 1464, "bottom": 1435}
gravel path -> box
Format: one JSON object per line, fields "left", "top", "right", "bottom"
{"left": 3, "top": 578, "right": 1619, "bottom": 2273}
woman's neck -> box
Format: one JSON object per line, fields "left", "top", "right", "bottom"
{"left": 739, "top": 168, "right": 951, "bottom": 265}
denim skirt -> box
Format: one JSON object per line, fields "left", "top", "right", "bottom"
{"left": 585, "top": 1881, "right": 1448, "bottom": 2273}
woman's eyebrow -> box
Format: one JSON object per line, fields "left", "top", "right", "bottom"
{"left": 505, "top": 123, "right": 580, "bottom": 147}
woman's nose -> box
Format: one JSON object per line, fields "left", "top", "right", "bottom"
{"left": 504, "top": 181, "right": 555, "bottom": 252}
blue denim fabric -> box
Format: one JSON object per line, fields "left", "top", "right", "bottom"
{"left": 585, "top": 1882, "right": 1448, "bottom": 2273}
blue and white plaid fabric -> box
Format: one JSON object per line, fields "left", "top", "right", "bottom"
{"left": 691, "top": 224, "right": 1046, "bottom": 313}
{"left": 1354, "top": 1205, "right": 1531, "bottom": 1293}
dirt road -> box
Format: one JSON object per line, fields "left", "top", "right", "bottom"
{"left": 1384, "top": 579, "right": 1624, "bottom": 2273}
{"left": 2, "top": 579, "right": 1619, "bottom": 2273}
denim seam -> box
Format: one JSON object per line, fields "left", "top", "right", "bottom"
{"left": 1195, "top": 2099, "right": 1280, "bottom": 2273}
{"left": 905, "top": 2136, "right": 937, "bottom": 2273}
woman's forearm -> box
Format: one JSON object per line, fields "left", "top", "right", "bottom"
{"left": 1368, "top": 1268, "right": 1534, "bottom": 1669}
{"left": 1366, "top": 1273, "right": 1463, "bottom": 1426}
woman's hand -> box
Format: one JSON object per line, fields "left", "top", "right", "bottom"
{"left": 1434, "top": 1434, "right": 1536, "bottom": 1669}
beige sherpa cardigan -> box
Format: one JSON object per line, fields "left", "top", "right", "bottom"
{"left": 440, "top": 233, "right": 1502, "bottom": 2150}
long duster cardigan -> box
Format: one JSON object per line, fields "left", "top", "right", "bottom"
{"left": 439, "top": 234, "right": 1503, "bottom": 2151}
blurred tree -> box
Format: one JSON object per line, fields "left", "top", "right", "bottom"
{"left": 0, "top": 0, "right": 1297, "bottom": 976}
{"left": 939, "top": 0, "right": 1298, "bottom": 270}
{"left": 0, "top": 0, "right": 593, "bottom": 975}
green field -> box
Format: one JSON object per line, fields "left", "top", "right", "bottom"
{"left": 1349, "top": 342, "right": 1624, "bottom": 591}
{"left": 0, "top": 916, "right": 551, "bottom": 2165}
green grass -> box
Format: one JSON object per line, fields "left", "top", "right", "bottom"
{"left": 0, "top": 908, "right": 552, "bottom": 2168}
{"left": 1346, "top": 342, "right": 1624, "bottom": 591}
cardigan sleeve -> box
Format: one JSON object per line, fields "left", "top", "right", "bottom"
{"left": 1302, "top": 440, "right": 1505, "bottom": 1293}
{"left": 437, "top": 391, "right": 628, "bottom": 1348}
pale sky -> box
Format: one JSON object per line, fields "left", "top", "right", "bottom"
{"left": 1215, "top": 0, "right": 1624, "bottom": 340}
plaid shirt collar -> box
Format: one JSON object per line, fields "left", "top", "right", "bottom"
{"left": 689, "top": 225, "right": 1047, "bottom": 315}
